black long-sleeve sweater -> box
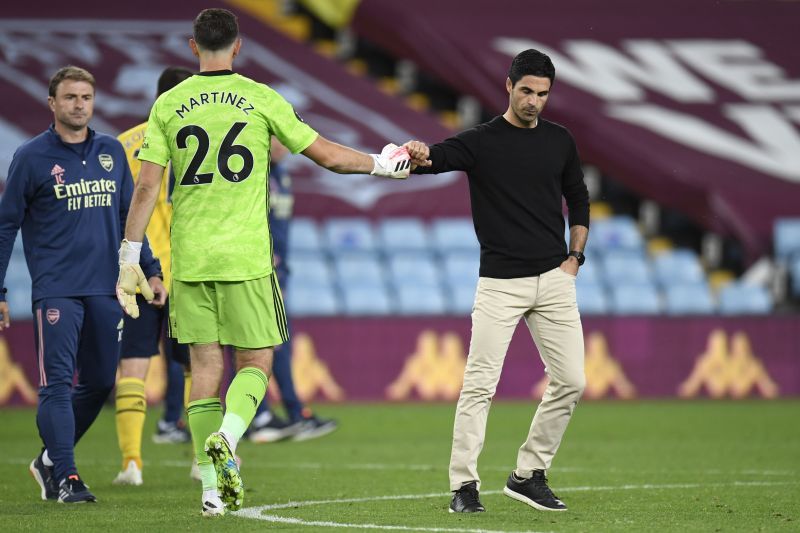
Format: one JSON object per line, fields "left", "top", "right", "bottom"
{"left": 415, "top": 116, "right": 590, "bottom": 278}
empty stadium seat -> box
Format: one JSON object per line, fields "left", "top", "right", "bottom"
{"left": 377, "top": 218, "right": 430, "bottom": 253}
{"left": 574, "top": 259, "right": 601, "bottom": 286}
{"left": 663, "top": 283, "right": 715, "bottom": 315}
{"left": 340, "top": 284, "right": 392, "bottom": 315}
{"left": 288, "top": 217, "right": 323, "bottom": 253}
{"left": 285, "top": 283, "right": 338, "bottom": 316}
{"left": 447, "top": 284, "right": 476, "bottom": 315}
{"left": 610, "top": 283, "right": 661, "bottom": 315}
{"left": 13, "top": 233, "right": 24, "bottom": 254}
{"left": 717, "top": 283, "right": 772, "bottom": 315}
{"left": 333, "top": 253, "right": 385, "bottom": 287}
{"left": 6, "top": 289, "right": 32, "bottom": 319}
{"left": 774, "top": 218, "right": 800, "bottom": 261}
{"left": 602, "top": 251, "right": 653, "bottom": 286}
{"left": 323, "top": 217, "right": 377, "bottom": 254}
{"left": 588, "top": 216, "right": 644, "bottom": 253}
{"left": 430, "top": 218, "right": 479, "bottom": 252}
{"left": 387, "top": 253, "right": 440, "bottom": 289}
{"left": 5, "top": 253, "right": 32, "bottom": 318}
{"left": 652, "top": 249, "right": 705, "bottom": 286}
{"left": 576, "top": 284, "right": 609, "bottom": 315}
{"left": 395, "top": 284, "right": 447, "bottom": 315}
{"left": 441, "top": 251, "right": 480, "bottom": 285}
{"left": 289, "top": 252, "right": 334, "bottom": 289}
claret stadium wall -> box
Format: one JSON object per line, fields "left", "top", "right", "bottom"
{"left": 1, "top": 1, "right": 798, "bottom": 406}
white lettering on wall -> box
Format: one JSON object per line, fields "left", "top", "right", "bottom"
{"left": 493, "top": 37, "right": 800, "bottom": 182}
{"left": 669, "top": 40, "right": 800, "bottom": 101}
{"left": 494, "top": 37, "right": 714, "bottom": 102}
{"left": 607, "top": 104, "right": 800, "bottom": 182}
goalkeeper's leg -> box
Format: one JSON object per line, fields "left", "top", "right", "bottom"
{"left": 186, "top": 342, "right": 225, "bottom": 516}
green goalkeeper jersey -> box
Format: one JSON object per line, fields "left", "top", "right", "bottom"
{"left": 138, "top": 71, "right": 318, "bottom": 282}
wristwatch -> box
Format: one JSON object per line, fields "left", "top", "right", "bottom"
{"left": 568, "top": 251, "right": 585, "bottom": 266}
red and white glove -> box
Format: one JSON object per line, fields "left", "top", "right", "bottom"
{"left": 370, "top": 143, "right": 411, "bottom": 179}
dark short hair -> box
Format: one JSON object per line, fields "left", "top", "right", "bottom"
{"left": 48, "top": 66, "right": 95, "bottom": 97}
{"left": 193, "top": 8, "right": 239, "bottom": 51}
{"left": 157, "top": 66, "right": 194, "bottom": 96}
{"left": 508, "top": 49, "right": 555, "bottom": 87}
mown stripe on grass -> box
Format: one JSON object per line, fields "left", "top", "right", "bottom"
{"left": 233, "top": 481, "right": 798, "bottom": 531}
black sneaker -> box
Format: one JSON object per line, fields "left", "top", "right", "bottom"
{"left": 449, "top": 481, "right": 486, "bottom": 513}
{"left": 57, "top": 475, "right": 97, "bottom": 504}
{"left": 29, "top": 452, "right": 57, "bottom": 501}
{"left": 503, "top": 470, "right": 567, "bottom": 511}
{"left": 291, "top": 415, "right": 338, "bottom": 442}
{"left": 249, "top": 414, "right": 298, "bottom": 443}
{"left": 152, "top": 419, "right": 191, "bottom": 444}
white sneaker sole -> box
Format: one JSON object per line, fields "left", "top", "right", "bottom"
{"left": 29, "top": 460, "right": 49, "bottom": 501}
{"left": 502, "top": 486, "right": 568, "bottom": 512}
{"left": 112, "top": 474, "right": 143, "bottom": 486}
{"left": 249, "top": 428, "right": 294, "bottom": 443}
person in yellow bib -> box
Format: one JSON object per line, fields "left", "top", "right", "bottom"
{"left": 113, "top": 67, "right": 195, "bottom": 487}
{"left": 116, "top": 8, "right": 411, "bottom": 517}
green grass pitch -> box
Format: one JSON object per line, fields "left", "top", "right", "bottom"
{"left": 1, "top": 401, "right": 798, "bottom": 532}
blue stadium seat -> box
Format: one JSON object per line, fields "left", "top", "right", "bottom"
{"left": 288, "top": 217, "right": 323, "bottom": 254}
{"left": 576, "top": 284, "right": 609, "bottom": 315}
{"left": 5, "top": 255, "right": 32, "bottom": 319}
{"left": 395, "top": 284, "right": 447, "bottom": 315}
{"left": 589, "top": 216, "right": 644, "bottom": 253}
{"left": 323, "top": 217, "right": 377, "bottom": 254}
{"left": 652, "top": 249, "right": 705, "bottom": 286}
{"left": 663, "top": 283, "right": 715, "bottom": 315}
{"left": 774, "top": 218, "right": 800, "bottom": 261}
{"left": 289, "top": 252, "right": 333, "bottom": 289}
{"left": 430, "top": 218, "right": 479, "bottom": 252}
{"left": 340, "top": 284, "right": 392, "bottom": 315}
{"left": 6, "top": 289, "right": 32, "bottom": 319}
{"left": 333, "top": 254, "right": 385, "bottom": 287}
{"left": 447, "top": 284, "right": 476, "bottom": 315}
{"left": 387, "top": 253, "right": 440, "bottom": 289}
{"left": 13, "top": 233, "right": 24, "bottom": 254}
{"left": 610, "top": 283, "right": 661, "bottom": 315}
{"left": 441, "top": 251, "right": 480, "bottom": 287}
{"left": 575, "top": 259, "right": 601, "bottom": 286}
{"left": 602, "top": 251, "right": 653, "bottom": 286}
{"left": 377, "top": 218, "right": 430, "bottom": 253}
{"left": 285, "top": 283, "right": 338, "bottom": 316}
{"left": 718, "top": 283, "right": 772, "bottom": 315}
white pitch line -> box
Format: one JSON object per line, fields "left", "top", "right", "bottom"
{"left": 234, "top": 480, "right": 799, "bottom": 531}
{"left": 3, "top": 458, "right": 798, "bottom": 477}
{"left": 234, "top": 509, "right": 551, "bottom": 533}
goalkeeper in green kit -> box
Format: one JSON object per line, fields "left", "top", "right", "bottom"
{"left": 116, "top": 8, "right": 411, "bottom": 517}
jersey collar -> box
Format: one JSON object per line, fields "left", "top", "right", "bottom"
{"left": 197, "top": 70, "right": 234, "bottom": 76}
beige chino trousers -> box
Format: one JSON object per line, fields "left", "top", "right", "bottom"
{"left": 449, "top": 267, "right": 586, "bottom": 491}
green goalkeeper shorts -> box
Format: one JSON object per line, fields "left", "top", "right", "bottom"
{"left": 169, "top": 273, "right": 288, "bottom": 349}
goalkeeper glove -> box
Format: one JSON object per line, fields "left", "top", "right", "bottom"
{"left": 370, "top": 143, "right": 411, "bottom": 179}
{"left": 116, "top": 239, "right": 154, "bottom": 319}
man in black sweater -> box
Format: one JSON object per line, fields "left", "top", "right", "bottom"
{"left": 406, "top": 49, "right": 589, "bottom": 513}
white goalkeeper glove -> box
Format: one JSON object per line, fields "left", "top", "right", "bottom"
{"left": 370, "top": 143, "right": 411, "bottom": 179}
{"left": 116, "top": 239, "right": 154, "bottom": 319}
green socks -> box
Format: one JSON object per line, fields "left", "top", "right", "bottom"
{"left": 220, "top": 367, "right": 268, "bottom": 453}
{"left": 186, "top": 368, "right": 268, "bottom": 491}
{"left": 187, "top": 398, "right": 223, "bottom": 492}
